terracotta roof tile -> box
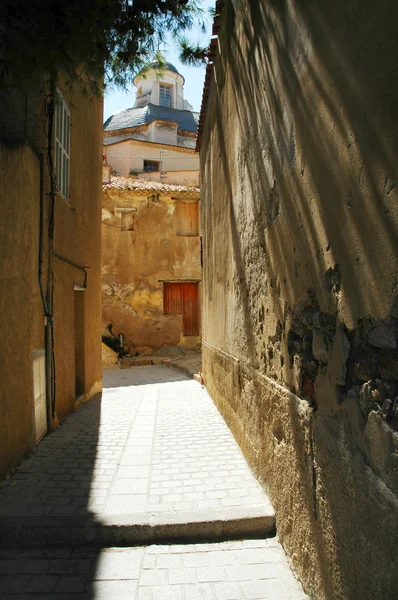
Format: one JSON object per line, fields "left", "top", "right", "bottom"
{"left": 103, "top": 176, "right": 200, "bottom": 199}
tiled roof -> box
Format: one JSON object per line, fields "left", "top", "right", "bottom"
{"left": 103, "top": 136, "right": 198, "bottom": 154}
{"left": 103, "top": 176, "right": 200, "bottom": 199}
{"left": 196, "top": 0, "right": 225, "bottom": 152}
{"left": 104, "top": 104, "right": 199, "bottom": 134}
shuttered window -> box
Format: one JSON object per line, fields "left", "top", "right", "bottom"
{"left": 175, "top": 201, "right": 199, "bottom": 236}
{"left": 163, "top": 282, "right": 182, "bottom": 314}
{"left": 55, "top": 91, "right": 71, "bottom": 200}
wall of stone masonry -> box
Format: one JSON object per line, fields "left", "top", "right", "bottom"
{"left": 200, "top": 1, "right": 398, "bottom": 599}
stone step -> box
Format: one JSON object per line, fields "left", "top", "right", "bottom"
{"left": 0, "top": 506, "right": 275, "bottom": 548}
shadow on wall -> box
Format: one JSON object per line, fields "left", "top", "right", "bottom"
{"left": 202, "top": 1, "right": 398, "bottom": 599}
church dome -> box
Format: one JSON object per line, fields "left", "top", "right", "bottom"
{"left": 150, "top": 59, "right": 179, "bottom": 74}
{"left": 134, "top": 58, "right": 185, "bottom": 85}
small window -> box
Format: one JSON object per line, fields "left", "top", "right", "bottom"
{"left": 175, "top": 201, "right": 199, "bottom": 236}
{"left": 143, "top": 159, "right": 160, "bottom": 173}
{"left": 159, "top": 84, "right": 172, "bottom": 107}
{"left": 121, "top": 213, "right": 135, "bottom": 231}
{"left": 55, "top": 91, "right": 71, "bottom": 200}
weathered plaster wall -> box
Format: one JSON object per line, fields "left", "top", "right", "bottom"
{"left": 105, "top": 140, "right": 199, "bottom": 178}
{"left": 102, "top": 190, "right": 201, "bottom": 351}
{"left": 201, "top": 2, "right": 398, "bottom": 599}
{"left": 0, "top": 144, "right": 42, "bottom": 477}
{"left": 0, "top": 79, "right": 103, "bottom": 477}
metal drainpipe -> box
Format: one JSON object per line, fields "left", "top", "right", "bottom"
{"left": 37, "top": 152, "right": 53, "bottom": 429}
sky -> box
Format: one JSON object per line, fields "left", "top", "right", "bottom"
{"left": 103, "top": 0, "right": 215, "bottom": 121}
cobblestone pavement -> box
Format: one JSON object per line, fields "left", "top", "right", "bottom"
{"left": 0, "top": 367, "right": 273, "bottom": 531}
{"left": 0, "top": 539, "right": 308, "bottom": 599}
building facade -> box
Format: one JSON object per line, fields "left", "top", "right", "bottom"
{"left": 0, "top": 74, "right": 103, "bottom": 478}
{"left": 102, "top": 61, "right": 201, "bottom": 353}
{"left": 104, "top": 59, "right": 199, "bottom": 187}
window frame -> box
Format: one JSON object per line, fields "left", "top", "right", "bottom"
{"left": 159, "top": 84, "right": 172, "bottom": 108}
{"left": 121, "top": 213, "right": 135, "bottom": 231}
{"left": 54, "top": 90, "right": 71, "bottom": 201}
{"left": 143, "top": 159, "right": 160, "bottom": 173}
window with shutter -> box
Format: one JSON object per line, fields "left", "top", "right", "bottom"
{"left": 175, "top": 201, "right": 199, "bottom": 236}
{"left": 55, "top": 91, "right": 71, "bottom": 200}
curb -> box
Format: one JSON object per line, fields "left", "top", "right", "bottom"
{"left": 0, "top": 508, "right": 275, "bottom": 548}
{"left": 118, "top": 355, "right": 202, "bottom": 383}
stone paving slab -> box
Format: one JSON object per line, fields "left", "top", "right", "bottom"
{"left": 0, "top": 366, "right": 274, "bottom": 546}
{"left": 0, "top": 538, "right": 309, "bottom": 599}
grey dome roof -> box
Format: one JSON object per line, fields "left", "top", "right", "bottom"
{"left": 150, "top": 59, "right": 179, "bottom": 74}
{"left": 104, "top": 104, "right": 199, "bottom": 134}
{"left": 134, "top": 59, "right": 184, "bottom": 84}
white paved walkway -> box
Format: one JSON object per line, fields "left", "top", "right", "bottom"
{"left": 0, "top": 366, "right": 308, "bottom": 598}
{"left": 0, "top": 539, "right": 308, "bottom": 599}
{"left": 0, "top": 367, "right": 273, "bottom": 534}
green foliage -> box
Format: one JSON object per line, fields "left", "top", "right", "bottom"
{"left": 178, "top": 37, "right": 208, "bottom": 66}
{"left": 0, "top": 0, "right": 207, "bottom": 92}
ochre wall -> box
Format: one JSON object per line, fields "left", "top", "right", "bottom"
{"left": 200, "top": 2, "right": 398, "bottom": 599}
{"left": 52, "top": 83, "right": 103, "bottom": 420}
{"left": 0, "top": 144, "right": 43, "bottom": 477}
{"left": 0, "top": 79, "right": 103, "bottom": 478}
{"left": 102, "top": 189, "right": 201, "bottom": 352}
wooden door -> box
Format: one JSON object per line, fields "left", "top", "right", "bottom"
{"left": 182, "top": 283, "right": 199, "bottom": 336}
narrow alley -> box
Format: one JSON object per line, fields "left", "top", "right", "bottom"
{"left": 1, "top": 1, "right": 397, "bottom": 598}
{"left": 0, "top": 365, "right": 307, "bottom": 599}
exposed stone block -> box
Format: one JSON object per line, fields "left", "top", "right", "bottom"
{"left": 368, "top": 323, "right": 397, "bottom": 349}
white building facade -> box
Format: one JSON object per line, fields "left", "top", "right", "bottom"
{"left": 104, "top": 60, "right": 199, "bottom": 187}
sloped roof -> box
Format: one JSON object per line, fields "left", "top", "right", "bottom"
{"left": 103, "top": 176, "right": 200, "bottom": 200}
{"left": 104, "top": 104, "right": 199, "bottom": 134}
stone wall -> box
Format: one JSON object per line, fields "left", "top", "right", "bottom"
{"left": 200, "top": 1, "right": 398, "bottom": 598}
